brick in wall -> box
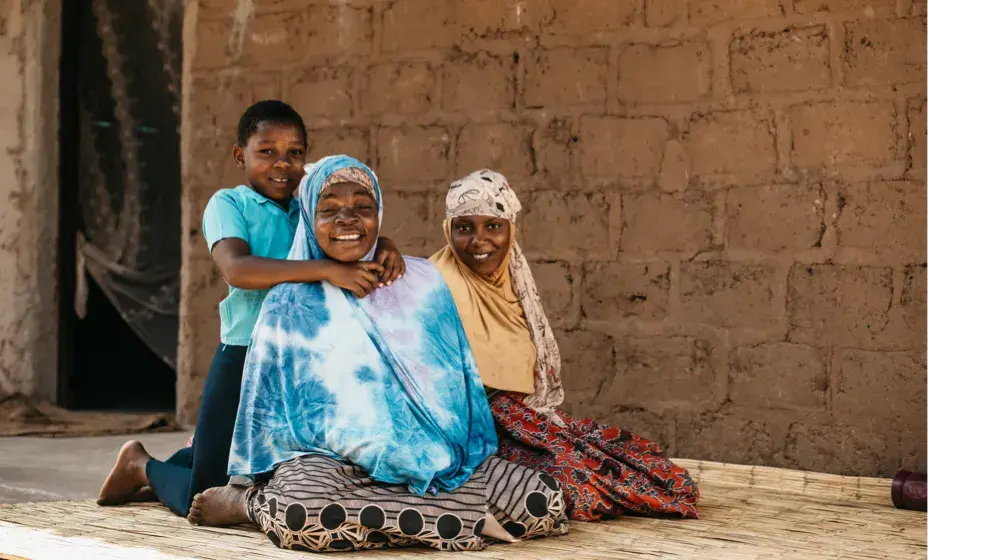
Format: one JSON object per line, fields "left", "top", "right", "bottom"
{"left": 188, "top": 72, "right": 280, "bottom": 136}
{"left": 783, "top": 423, "right": 890, "bottom": 475}
{"left": 581, "top": 262, "right": 670, "bottom": 321}
{"left": 645, "top": 0, "right": 686, "bottom": 27}
{"left": 455, "top": 0, "right": 552, "bottom": 35}
{"left": 676, "top": 411, "right": 788, "bottom": 466}
{"left": 660, "top": 140, "right": 690, "bottom": 191}
{"left": 455, "top": 123, "right": 535, "bottom": 179}
{"left": 621, "top": 191, "right": 714, "bottom": 253}
{"left": 548, "top": 0, "right": 640, "bottom": 34}
{"left": 833, "top": 349, "right": 926, "bottom": 429}
{"left": 308, "top": 128, "right": 370, "bottom": 165}
{"left": 687, "top": 110, "right": 777, "bottom": 176}
{"left": 579, "top": 116, "right": 668, "bottom": 178}
{"left": 382, "top": 0, "right": 456, "bottom": 53}
{"left": 524, "top": 47, "right": 608, "bottom": 108}
{"left": 690, "top": 0, "right": 781, "bottom": 26}
{"left": 726, "top": 184, "right": 825, "bottom": 252}
{"left": 239, "top": 11, "right": 303, "bottom": 67}
{"left": 519, "top": 191, "right": 612, "bottom": 257}
{"left": 730, "top": 25, "right": 831, "bottom": 94}
{"left": 533, "top": 118, "right": 577, "bottom": 177}
{"left": 730, "top": 343, "right": 827, "bottom": 410}
{"left": 375, "top": 126, "right": 451, "bottom": 183}
{"left": 556, "top": 330, "right": 615, "bottom": 406}
{"left": 619, "top": 43, "right": 712, "bottom": 104}
{"left": 287, "top": 66, "right": 354, "bottom": 127}
{"left": 184, "top": 130, "right": 244, "bottom": 189}
{"left": 837, "top": 182, "right": 927, "bottom": 264}
{"left": 303, "top": 3, "right": 372, "bottom": 60}
{"left": 364, "top": 62, "right": 436, "bottom": 116}
{"left": 191, "top": 19, "right": 232, "bottom": 71}
{"left": 442, "top": 53, "right": 514, "bottom": 114}
{"left": 531, "top": 261, "right": 577, "bottom": 328}
{"left": 600, "top": 336, "right": 717, "bottom": 410}
{"left": 787, "top": 264, "right": 899, "bottom": 349}
{"left": 677, "top": 261, "right": 778, "bottom": 328}
{"left": 844, "top": 18, "right": 927, "bottom": 87}
{"left": 900, "top": 265, "right": 926, "bottom": 344}
{"left": 379, "top": 192, "right": 438, "bottom": 256}
{"left": 789, "top": 101, "right": 897, "bottom": 168}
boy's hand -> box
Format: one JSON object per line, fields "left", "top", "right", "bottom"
{"left": 375, "top": 237, "right": 406, "bottom": 286}
{"left": 323, "top": 261, "right": 385, "bottom": 298}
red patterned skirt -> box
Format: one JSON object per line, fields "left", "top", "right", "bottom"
{"left": 490, "top": 393, "right": 700, "bottom": 522}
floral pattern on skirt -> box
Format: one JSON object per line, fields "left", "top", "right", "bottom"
{"left": 491, "top": 393, "right": 700, "bottom": 522}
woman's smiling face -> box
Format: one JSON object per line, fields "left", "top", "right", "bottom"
{"left": 450, "top": 215, "right": 512, "bottom": 277}
{"left": 314, "top": 181, "right": 379, "bottom": 262}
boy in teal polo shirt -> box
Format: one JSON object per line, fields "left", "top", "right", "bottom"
{"left": 98, "top": 100, "right": 405, "bottom": 518}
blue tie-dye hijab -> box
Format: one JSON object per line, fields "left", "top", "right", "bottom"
{"left": 227, "top": 155, "right": 498, "bottom": 495}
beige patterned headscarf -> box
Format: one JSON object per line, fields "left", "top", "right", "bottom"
{"left": 322, "top": 166, "right": 376, "bottom": 198}
{"left": 429, "top": 170, "right": 565, "bottom": 419}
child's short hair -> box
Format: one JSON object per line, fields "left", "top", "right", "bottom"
{"left": 237, "top": 100, "right": 308, "bottom": 148}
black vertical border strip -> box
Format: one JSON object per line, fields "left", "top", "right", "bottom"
{"left": 56, "top": 0, "right": 85, "bottom": 407}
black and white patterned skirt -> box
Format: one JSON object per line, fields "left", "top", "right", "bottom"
{"left": 245, "top": 454, "right": 570, "bottom": 552}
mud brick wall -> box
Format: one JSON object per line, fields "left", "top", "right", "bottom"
{"left": 0, "top": 0, "right": 61, "bottom": 400}
{"left": 179, "top": 0, "right": 927, "bottom": 476}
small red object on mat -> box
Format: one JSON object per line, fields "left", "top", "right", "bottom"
{"left": 891, "top": 470, "right": 927, "bottom": 511}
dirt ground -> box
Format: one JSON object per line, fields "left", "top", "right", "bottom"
{"left": 0, "top": 432, "right": 190, "bottom": 504}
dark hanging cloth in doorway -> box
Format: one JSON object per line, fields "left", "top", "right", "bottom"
{"left": 74, "top": 0, "right": 184, "bottom": 368}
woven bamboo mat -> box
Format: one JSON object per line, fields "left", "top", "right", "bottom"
{"left": 0, "top": 459, "right": 926, "bottom": 559}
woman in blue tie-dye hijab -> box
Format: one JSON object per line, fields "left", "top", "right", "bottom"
{"left": 227, "top": 154, "right": 497, "bottom": 493}
{"left": 188, "top": 155, "right": 569, "bottom": 552}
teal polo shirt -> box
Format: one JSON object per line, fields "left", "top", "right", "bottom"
{"left": 202, "top": 185, "right": 300, "bottom": 346}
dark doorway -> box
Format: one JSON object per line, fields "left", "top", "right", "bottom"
{"left": 58, "top": 0, "right": 183, "bottom": 413}
{"left": 70, "top": 275, "right": 176, "bottom": 411}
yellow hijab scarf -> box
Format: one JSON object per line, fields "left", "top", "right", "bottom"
{"left": 429, "top": 170, "right": 565, "bottom": 416}
{"left": 430, "top": 223, "right": 536, "bottom": 394}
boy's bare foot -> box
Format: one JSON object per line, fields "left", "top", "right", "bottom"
{"left": 97, "top": 440, "right": 151, "bottom": 506}
{"left": 187, "top": 486, "right": 250, "bottom": 527}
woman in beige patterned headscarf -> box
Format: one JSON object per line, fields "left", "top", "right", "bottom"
{"left": 430, "top": 170, "right": 700, "bottom": 522}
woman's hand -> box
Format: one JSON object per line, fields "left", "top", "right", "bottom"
{"left": 323, "top": 261, "right": 385, "bottom": 298}
{"left": 374, "top": 237, "right": 406, "bottom": 286}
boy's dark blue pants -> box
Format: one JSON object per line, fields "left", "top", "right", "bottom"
{"left": 147, "top": 343, "right": 247, "bottom": 516}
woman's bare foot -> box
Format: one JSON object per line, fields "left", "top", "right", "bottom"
{"left": 187, "top": 486, "right": 250, "bottom": 527}
{"left": 97, "top": 440, "right": 151, "bottom": 506}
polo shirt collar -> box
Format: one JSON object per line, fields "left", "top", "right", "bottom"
{"left": 240, "top": 185, "right": 300, "bottom": 214}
